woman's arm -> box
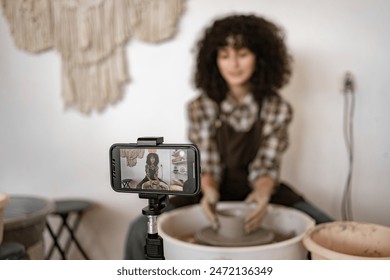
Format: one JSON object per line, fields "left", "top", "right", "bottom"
{"left": 248, "top": 96, "right": 293, "bottom": 186}
{"left": 188, "top": 95, "right": 221, "bottom": 229}
{"left": 187, "top": 95, "right": 222, "bottom": 185}
{"left": 244, "top": 97, "right": 292, "bottom": 232}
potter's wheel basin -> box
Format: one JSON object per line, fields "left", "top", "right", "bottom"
{"left": 158, "top": 202, "right": 315, "bottom": 259}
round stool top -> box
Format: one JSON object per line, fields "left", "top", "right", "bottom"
{"left": 4, "top": 196, "right": 54, "bottom": 230}
{"left": 53, "top": 199, "right": 93, "bottom": 215}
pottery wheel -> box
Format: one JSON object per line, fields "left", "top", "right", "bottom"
{"left": 195, "top": 227, "right": 275, "bottom": 247}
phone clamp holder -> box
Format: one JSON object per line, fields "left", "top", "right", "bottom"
{"left": 137, "top": 137, "right": 164, "bottom": 146}
{"left": 137, "top": 137, "right": 167, "bottom": 260}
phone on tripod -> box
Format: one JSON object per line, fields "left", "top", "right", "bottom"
{"left": 110, "top": 141, "right": 201, "bottom": 196}
{"left": 110, "top": 138, "right": 201, "bottom": 260}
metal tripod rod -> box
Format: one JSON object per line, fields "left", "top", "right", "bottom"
{"left": 147, "top": 215, "right": 158, "bottom": 234}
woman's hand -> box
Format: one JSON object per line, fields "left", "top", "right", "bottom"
{"left": 200, "top": 174, "right": 220, "bottom": 230}
{"left": 244, "top": 176, "right": 275, "bottom": 233}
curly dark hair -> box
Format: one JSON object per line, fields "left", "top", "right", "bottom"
{"left": 194, "top": 14, "right": 292, "bottom": 104}
{"left": 146, "top": 153, "right": 159, "bottom": 166}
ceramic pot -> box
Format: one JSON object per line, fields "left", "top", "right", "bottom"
{"left": 158, "top": 202, "right": 315, "bottom": 259}
{"left": 303, "top": 221, "right": 390, "bottom": 259}
{"left": 0, "top": 193, "right": 10, "bottom": 244}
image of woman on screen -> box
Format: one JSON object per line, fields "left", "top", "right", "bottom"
{"left": 136, "top": 153, "right": 168, "bottom": 190}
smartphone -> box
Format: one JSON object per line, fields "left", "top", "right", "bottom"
{"left": 110, "top": 143, "right": 201, "bottom": 196}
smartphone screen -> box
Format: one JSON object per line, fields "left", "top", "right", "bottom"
{"left": 110, "top": 144, "right": 200, "bottom": 196}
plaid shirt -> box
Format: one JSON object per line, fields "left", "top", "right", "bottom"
{"left": 187, "top": 93, "right": 292, "bottom": 186}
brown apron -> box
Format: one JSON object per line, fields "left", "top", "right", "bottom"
{"left": 216, "top": 112, "right": 262, "bottom": 201}
{"left": 216, "top": 107, "right": 304, "bottom": 206}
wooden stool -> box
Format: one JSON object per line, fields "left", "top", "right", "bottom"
{"left": 45, "top": 199, "right": 92, "bottom": 260}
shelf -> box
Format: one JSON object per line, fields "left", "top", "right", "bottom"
{"left": 172, "top": 160, "right": 187, "bottom": 164}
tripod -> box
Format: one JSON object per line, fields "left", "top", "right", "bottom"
{"left": 139, "top": 193, "right": 168, "bottom": 260}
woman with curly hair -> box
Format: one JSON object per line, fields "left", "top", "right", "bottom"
{"left": 136, "top": 153, "right": 168, "bottom": 190}
{"left": 188, "top": 14, "right": 332, "bottom": 233}
{"left": 124, "top": 14, "right": 332, "bottom": 259}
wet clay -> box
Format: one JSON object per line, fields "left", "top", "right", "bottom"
{"left": 175, "top": 230, "right": 295, "bottom": 246}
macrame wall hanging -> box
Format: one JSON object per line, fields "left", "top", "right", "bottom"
{"left": 1, "top": 0, "right": 185, "bottom": 114}
{"left": 120, "top": 148, "right": 145, "bottom": 167}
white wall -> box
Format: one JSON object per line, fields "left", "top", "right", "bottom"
{"left": 1, "top": 0, "right": 389, "bottom": 259}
